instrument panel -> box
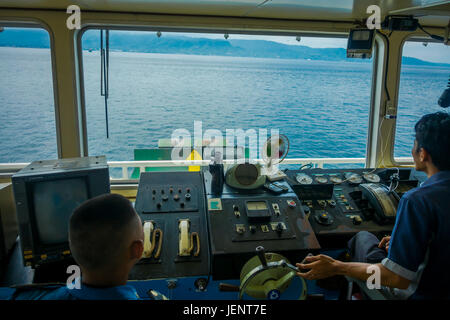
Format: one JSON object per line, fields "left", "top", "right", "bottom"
{"left": 284, "top": 167, "right": 424, "bottom": 248}
{"left": 129, "top": 167, "right": 425, "bottom": 280}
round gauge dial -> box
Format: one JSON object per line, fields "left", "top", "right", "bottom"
{"left": 363, "top": 172, "right": 381, "bottom": 183}
{"left": 329, "top": 176, "right": 343, "bottom": 184}
{"left": 296, "top": 173, "right": 313, "bottom": 185}
{"left": 315, "top": 176, "right": 328, "bottom": 184}
{"left": 345, "top": 173, "right": 363, "bottom": 184}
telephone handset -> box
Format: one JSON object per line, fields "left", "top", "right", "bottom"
{"left": 178, "top": 219, "right": 200, "bottom": 257}
{"left": 142, "top": 221, "right": 163, "bottom": 259}
{"left": 360, "top": 183, "right": 400, "bottom": 225}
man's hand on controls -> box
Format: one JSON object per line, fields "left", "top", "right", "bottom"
{"left": 378, "top": 236, "right": 391, "bottom": 253}
{"left": 295, "top": 254, "right": 339, "bottom": 280}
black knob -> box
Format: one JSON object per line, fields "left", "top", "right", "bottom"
{"left": 156, "top": 203, "right": 162, "bottom": 209}
{"left": 256, "top": 246, "right": 268, "bottom": 267}
{"left": 185, "top": 193, "right": 191, "bottom": 201}
{"left": 276, "top": 222, "right": 284, "bottom": 234}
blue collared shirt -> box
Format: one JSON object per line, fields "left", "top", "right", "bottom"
{"left": 381, "top": 170, "right": 450, "bottom": 299}
{"left": 1, "top": 283, "right": 141, "bottom": 300}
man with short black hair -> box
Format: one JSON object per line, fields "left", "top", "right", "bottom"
{"left": 3, "top": 194, "right": 157, "bottom": 300}
{"left": 296, "top": 112, "right": 450, "bottom": 299}
{"left": 69, "top": 193, "right": 144, "bottom": 291}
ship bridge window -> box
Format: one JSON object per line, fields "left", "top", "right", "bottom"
{"left": 81, "top": 30, "right": 373, "bottom": 168}
{"left": 394, "top": 40, "right": 450, "bottom": 160}
{"left": 0, "top": 27, "right": 57, "bottom": 163}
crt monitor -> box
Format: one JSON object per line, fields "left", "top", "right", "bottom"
{"left": 12, "top": 156, "right": 110, "bottom": 268}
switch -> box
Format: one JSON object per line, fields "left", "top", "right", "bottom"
{"left": 272, "top": 203, "right": 281, "bottom": 216}
{"left": 236, "top": 225, "right": 245, "bottom": 234}
{"left": 319, "top": 212, "right": 330, "bottom": 223}
{"left": 249, "top": 225, "right": 256, "bottom": 234}
{"left": 276, "top": 222, "right": 284, "bottom": 234}
{"left": 156, "top": 203, "right": 162, "bottom": 209}
{"left": 233, "top": 205, "right": 240, "bottom": 218}
{"left": 180, "top": 202, "right": 185, "bottom": 208}
{"left": 351, "top": 215, "right": 362, "bottom": 225}
{"left": 287, "top": 200, "right": 296, "bottom": 208}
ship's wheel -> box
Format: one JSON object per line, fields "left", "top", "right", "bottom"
{"left": 239, "top": 246, "right": 307, "bottom": 300}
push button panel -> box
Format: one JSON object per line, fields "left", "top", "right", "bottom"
{"left": 226, "top": 198, "right": 300, "bottom": 242}
{"left": 139, "top": 185, "right": 199, "bottom": 214}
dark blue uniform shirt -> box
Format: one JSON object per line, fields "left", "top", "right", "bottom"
{"left": 0, "top": 283, "right": 141, "bottom": 300}
{"left": 382, "top": 170, "right": 450, "bottom": 299}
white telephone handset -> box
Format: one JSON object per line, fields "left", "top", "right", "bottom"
{"left": 178, "top": 219, "right": 190, "bottom": 256}
{"left": 142, "top": 221, "right": 154, "bottom": 258}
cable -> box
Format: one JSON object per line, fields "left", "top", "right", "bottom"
{"left": 376, "top": 30, "right": 391, "bottom": 102}
{"left": 299, "top": 163, "right": 313, "bottom": 170}
{"left": 418, "top": 24, "right": 445, "bottom": 42}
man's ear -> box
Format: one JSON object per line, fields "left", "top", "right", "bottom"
{"left": 130, "top": 240, "right": 144, "bottom": 260}
{"left": 420, "top": 147, "right": 431, "bottom": 163}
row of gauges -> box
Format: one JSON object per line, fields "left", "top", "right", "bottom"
{"left": 295, "top": 172, "right": 381, "bottom": 185}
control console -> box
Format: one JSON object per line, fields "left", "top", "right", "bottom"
{"left": 131, "top": 172, "right": 209, "bottom": 280}
{"left": 284, "top": 168, "right": 426, "bottom": 248}
{"left": 204, "top": 171, "right": 320, "bottom": 280}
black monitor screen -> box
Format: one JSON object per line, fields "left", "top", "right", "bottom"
{"left": 32, "top": 178, "right": 88, "bottom": 245}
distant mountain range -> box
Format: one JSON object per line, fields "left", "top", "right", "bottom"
{"left": 0, "top": 28, "right": 448, "bottom": 67}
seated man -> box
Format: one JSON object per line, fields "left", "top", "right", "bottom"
{"left": 4, "top": 193, "right": 161, "bottom": 300}
{"left": 296, "top": 112, "right": 450, "bottom": 299}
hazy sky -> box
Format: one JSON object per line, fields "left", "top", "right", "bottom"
{"left": 175, "top": 32, "right": 450, "bottom": 64}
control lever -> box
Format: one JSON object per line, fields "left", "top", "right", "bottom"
{"left": 298, "top": 253, "right": 314, "bottom": 273}
{"left": 256, "top": 246, "right": 268, "bottom": 268}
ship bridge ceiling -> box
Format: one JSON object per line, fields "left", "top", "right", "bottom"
{"left": 0, "top": 0, "right": 449, "bottom": 27}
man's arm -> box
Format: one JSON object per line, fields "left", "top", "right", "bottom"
{"left": 296, "top": 254, "right": 411, "bottom": 290}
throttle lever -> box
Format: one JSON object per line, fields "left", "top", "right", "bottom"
{"left": 256, "top": 246, "right": 268, "bottom": 268}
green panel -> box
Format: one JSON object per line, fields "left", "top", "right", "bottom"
{"left": 131, "top": 148, "right": 189, "bottom": 179}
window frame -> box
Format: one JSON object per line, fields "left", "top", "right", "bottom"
{"left": 76, "top": 25, "right": 376, "bottom": 164}
{"left": 392, "top": 34, "right": 448, "bottom": 167}
{"left": 0, "top": 22, "right": 60, "bottom": 162}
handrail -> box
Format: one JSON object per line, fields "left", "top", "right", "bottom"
{"left": 0, "top": 157, "right": 414, "bottom": 181}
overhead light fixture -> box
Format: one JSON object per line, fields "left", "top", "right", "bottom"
{"left": 347, "top": 29, "right": 375, "bottom": 59}
{"left": 156, "top": 31, "right": 162, "bottom": 38}
{"left": 224, "top": 33, "right": 229, "bottom": 40}
{"left": 296, "top": 36, "right": 301, "bottom": 42}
